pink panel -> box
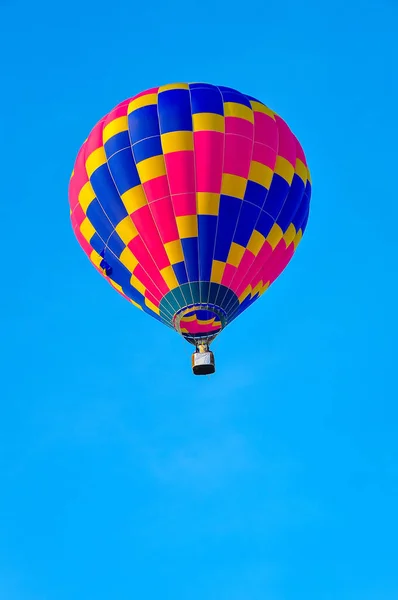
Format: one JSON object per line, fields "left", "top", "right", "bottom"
{"left": 221, "top": 264, "right": 237, "bottom": 288}
{"left": 128, "top": 237, "right": 169, "bottom": 296}
{"left": 235, "top": 241, "right": 273, "bottom": 296}
{"left": 143, "top": 175, "right": 170, "bottom": 202}
{"left": 194, "top": 131, "right": 224, "bottom": 193}
{"left": 172, "top": 192, "right": 197, "bottom": 217}
{"left": 133, "top": 264, "right": 163, "bottom": 301}
{"left": 68, "top": 144, "right": 88, "bottom": 210}
{"left": 275, "top": 116, "right": 297, "bottom": 165}
{"left": 228, "top": 249, "right": 255, "bottom": 294}
{"left": 252, "top": 143, "right": 277, "bottom": 170}
{"left": 253, "top": 112, "right": 278, "bottom": 149}
{"left": 223, "top": 134, "right": 252, "bottom": 179}
{"left": 144, "top": 290, "right": 161, "bottom": 307}
{"left": 225, "top": 116, "right": 254, "bottom": 138}
{"left": 130, "top": 205, "right": 170, "bottom": 270}
{"left": 164, "top": 151, "right": 195, "bottom": 195}
{"left": 150, "top": 197, "right": 179, "bottom": 243}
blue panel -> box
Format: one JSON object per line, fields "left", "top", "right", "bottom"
{"left": 190, "top": 87, "right": 224, "bottom": 116}
{"left": 132, "top": 136, "right": 162, "bottom": 163}
{"left": 189, "top": 82, "right": 216, "bottom": 90}
{"left": 90, "top": 232, "right": 106, "bottom": 255}
{"left": 106, "top": 230, "right": 125, "bottom": 258}
{"left": 172, "top": 261, "right": 189, "bottom": 285}
{"left": 104, "top": 131, "right": 130, "bottom": 159}
{"left": 158, "top": 90, "right": 193, "bottom": 133}
{"left": 220, "top": 90, "right": 252, "bottom": 108}
{"left": 86, "top": 199, "right": 114, "bottom": 240}
{"left": 181, "top": 237, "right": 199, "bottom": 281}
{"left": 262, "top": 174, "right": 290, "bottom": 219}
{"left": 233, "top": 202, "right": 261, "bottom": 247}
{"left": 244, "top": 94, "right": 262, "bottom": 103}
{"left": 107, "top": 147, "right": 140, "bottom": 195}
{"left": 89, "top": 165, "right": 128, "bottom": 226}
{"left": 256, "top": 211, "right": 274, "bottom": 238}
{"left": 217, "top": 85, "right": 240, "bottom": 93}
{"left": 213, "top": 195, "right": 241, "bottom": 262}
{"left": 198, "top": 215, "right": 217, "bottom": 282}
{"left": 301, "top": 206, "right": 310, "bottom": 233}
{"left": 276, "top": 174, "right": 305, "bottom": 231}
{"left": 103, "top": 250, "right": 130, "bottom": 287}
{"left": 128, "top": 105, "right": 160, "bottom": 144}
{"left": 292, "top": 190, "right": 310, "bottom": 231}
{"left": 244, "top": 180, "right": 268, "bottom": 207}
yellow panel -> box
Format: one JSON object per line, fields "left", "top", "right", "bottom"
{"left": 128, "top": 93, "right": 158, "bottom": 114}
{"left": 252, "top": 280, "right": 264, "bottom": 296}
{"left": 159, "top": 83, "right": 190, "bottom": 92}
{"left": 161, "top": 131, "right": 193, "bottom": 153}
{"left": 248, "top": 161, "right": 273, "bottom": 189}
{"left": 221, "top": 173, "right": 246, "bottom": 199}
{"left": 119, "top": 247, "right": 139, "bottom": 273}
{"left": 249, "top": 101, "right": 275, "bottom": 119}
{"left": 227, "top": 242, "right": 245, "bottom": 268}
{"left": 295, "top": 158, "right": 308, "bottom": 184}
{"left": 283, "top": 223, "right": 296, "bottom": 247}
{"left": 86, "top": 147, "right": 107, "bottom": 177}
{"left": 192, "top": 113, "right": 224, "bottom": 132}
{"left": 164, "top": 239, "right": 184, "bottom": 264}
{"left": 266, "top": 223, "right": 283, "bottom": 249}
{"left": 103, "top": 116, "right": 128, "bottom": 144}
{"left": 274, "top": 156, "right": 295, "bottom": 184}
{"left": 224, "top": 102, "right": 254, "bottom": 123}
{"left": 90, "top": 249, "right": 103, "bottom": 269}
{"left": 145, "top": 297, "right": 160, "bottom": 315}
{"left": 80, "top": 218, "right": 95, "bottom": 242}
{"left": 176, "top": 215, "right": 198, "bottom": 238}
{"left": 294, "top": 229, "right": 303, "bottom": 249}
{"left": 160, "top": 266, "right": 179, "bottom": 290}
{"left": 78, "top": 181, "right": 96, "bottom": 213}
{"left": 197, "top": 192, "right": 220, "bottom": 216}
{"left": 210, "top": 260, "right": 226, "bottom": 284}
{"left": 239, "top": 285, "right": 252, "bottom": 303}
{"left": 307, "top": 167, "right": 312, "bottom": 184}
{"left": 121, "top": 185, "right": 148, "bottom": 213}
{"left": 137, "top": 155, "right": 166, "bottom": 184}
{"left": 115, "top": 216, "right": 138, "bottom": 244}
{"left": 130, "top": 273, "right": 146, "bottom": 295}
{"left": 70, "top": 169, "right": 74, "bottom": 179}
{"left": 247, "top": 230, "right": 265, "bottom": 256}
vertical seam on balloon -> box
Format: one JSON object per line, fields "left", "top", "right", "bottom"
{"left": 126, "top": 92, "right": 187, "bottom": 318}
{"left": 214, "top": 96, "right": 256, "bottom": 311}
{"left": 205, "top": 84, "right": 225, "bottom": 309}
{"left": 221, "top": 104, "right": 280, "bottom": 317}
{"left": 187, "top": 83, "right": 201, "bottom": 306}
{"left": 99, "top": 101, "right": 175, "bottom": 320}
{"left": 225, "top": 122, "right": 302, "bottom": 323}
{"left": 80, "top": 118, "right": 173, "bottom": 322}
{"left": 102, "top": 106, "right": 177, "bottom": 321}
{"left": 157, "top": 88, "right": 193, "bottom": 310}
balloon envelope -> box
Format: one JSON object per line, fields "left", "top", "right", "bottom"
{"left": 68, "top": 83, "right": 311, "bottom": 345}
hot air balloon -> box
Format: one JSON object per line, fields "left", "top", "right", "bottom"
{"left": 68, "top": 83, "right": 311, "bottom": 375}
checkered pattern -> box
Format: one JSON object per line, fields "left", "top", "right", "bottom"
{"left": 68, "top": 83, "right": 311, "bottom": 342}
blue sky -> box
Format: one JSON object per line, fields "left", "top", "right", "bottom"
{"left": 1, "top": 0, "right": 397, "bottom": 598}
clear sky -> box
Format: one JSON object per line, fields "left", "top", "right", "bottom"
{"left": 1, "top": 0, "right": 397, "bottom": 598}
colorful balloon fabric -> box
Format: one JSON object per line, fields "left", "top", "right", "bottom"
{"left": 68, "top": 83, "right": 311, "bottom": 345}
